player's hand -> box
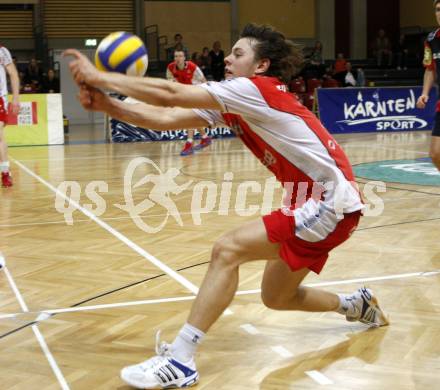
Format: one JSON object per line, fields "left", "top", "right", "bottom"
{"left": 78, "top": 85, "right": 110, "bottom": 112}
{"left": 416, "top": 94, "right": 429, "bottom": 109}
{"left": 63, "top": 49, "right": 102, "bottom": 87}
{"left": 10, "top": 100, "right": 20, "bottom": 116}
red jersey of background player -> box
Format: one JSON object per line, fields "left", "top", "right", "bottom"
{"left": 166, "top": 60, "right": 205, "bottom": 85}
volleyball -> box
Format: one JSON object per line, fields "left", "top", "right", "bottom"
{"left": 95, "top": 32, "right": 148, "bottom": 77}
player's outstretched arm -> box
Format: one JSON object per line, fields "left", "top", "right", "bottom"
{"left": 78, "top": 85, "right": 209, "bottom": 131}
{"left": 64, "top": 49, "right": 221, "bottom": 110}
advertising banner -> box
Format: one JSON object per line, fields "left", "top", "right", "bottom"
{"left": 5, "top": 93, "right": 63, "bottom": 146}
{"left": 108, "top": 95, "right": 235, "bottom": 142}
{"left": 317, "top": 87, "right": 437, "bottom": 134}
{"left": 110, "top": 119, "right": 235, "bottom": 142}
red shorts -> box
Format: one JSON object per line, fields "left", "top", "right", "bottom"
{"left": 0, "top": 97, "right": 8, "bottom": 125}
{"left": 263, "top": 208, "right": 361, "bottom": 274}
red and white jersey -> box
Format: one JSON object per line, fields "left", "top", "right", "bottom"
{"left": 166, "top": 61, "right": 205, "bottom": 85}
{"left": 194, "top": 76, "right": 363, "bottom": 218}
{"left": 0, "top": 46, "right": 12, "bottom": 98}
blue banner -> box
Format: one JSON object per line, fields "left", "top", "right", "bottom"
{"left": 109, "top": 94, "right": 236, "bottom": 142}
{"left": 111, "top": 119, "right": 235, "bottom": 142}
{"left": 317, "top": 87, "right": 437, "bottom": 133}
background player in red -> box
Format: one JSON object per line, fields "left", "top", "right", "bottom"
{"left": 66, "top": 23, "right": 388, "bottom": 389}
{"left": 416, "top": 0, "right": 440, "bottom": 170}
{"left": 0, "top": 45, "right": 20, "bottom": 187}
{"left": 167, "top": 49, "right": 212, "bottom": 156}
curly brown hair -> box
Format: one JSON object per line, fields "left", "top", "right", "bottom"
{"left": 240, "top": 23, "right": 304, "bottom": 84}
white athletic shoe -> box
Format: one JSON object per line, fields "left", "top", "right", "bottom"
{"left": 344, "top": 287, "right": 389, "bottom": 327}
{"left": 120, "top": 331, "right": 199, "bottom": 389}
{"left": 0, "top": 253, "right": 5, "bottom": 269}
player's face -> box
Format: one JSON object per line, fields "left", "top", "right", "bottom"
{"left": 174, "top": 51, "right": 185, "bottom": 66}
{"left": 436, "top": 3, "right": 440, "bottom": 25}
{"left": 224, "top": 38, "right": 268, "bottom": 79}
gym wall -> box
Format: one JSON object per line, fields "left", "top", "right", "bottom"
{"left": 144, "top": 1, "right": 232, "bottom": 55}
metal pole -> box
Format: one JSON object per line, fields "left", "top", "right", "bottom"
{"left": 134, "top": 0, "right": 145, "bottom": 37}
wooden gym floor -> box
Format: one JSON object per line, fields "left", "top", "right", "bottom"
{"left": 0, "top": 130, "right": 439, "bottom": 389}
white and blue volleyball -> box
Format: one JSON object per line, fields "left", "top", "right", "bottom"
{"left": 95, "top": 32, "right": 148, "bottom": 76}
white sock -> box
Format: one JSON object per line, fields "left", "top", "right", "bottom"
{"left": 0, "top": 161, "right": 10, "bottom": 173}
{"left": 187, "top": 138, "right": 193, "bottom": 144}
{"left": 336, "top": 293, "right": 356, "bottom": 316}
{"left": 170, "top": 323, "right": 205, "bottom": 363}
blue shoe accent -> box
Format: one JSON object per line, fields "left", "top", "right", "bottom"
{"left": 169, "top": 359, "right": 197, "bottom": 377}
{"left": 194, "top": 138, "right": 212, "bottom": 151}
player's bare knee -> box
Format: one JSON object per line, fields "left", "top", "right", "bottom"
{"left": 210, "top": 235, "right": 240, "bottom": 269}
{"left": 261, "top": 292, "right": 290, "bottom": 310}
{"left": 261, "top": 290, "right": 283, "bottom": 309}
{"left": 261, "top": 287, "right": 302, "bottom": 310}
{"left": 261, "top": 288, "right": 297, "bottom": 310}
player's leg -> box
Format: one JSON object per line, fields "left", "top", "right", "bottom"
{"left": 261, "top": 258, "right": 388, "bottom": 327}
{"left": 0, "top": 122, "right": 7, "bottom": 162}
{"left": 181, "top": 129, "right": 195, "bottom": 156}
{"left": 194, "top": 127, "right": 212, "bottom": 151}
{"left": 186, "top": 218, "right": 280, "bottom": 332}
{"left": 0, "top": 120, "right": 13, "bottom": 188}
{"left": 121, "top": 218, "right": 281, "bottom": 388}
{"left": 260, "top": 207, "right": 388, "bottom": 326}
{"left": 429, "top": 112, "right": 440, "bottom": 170}
{"left": 261, "top": 260, "right": 339, "bottom": 311}
{"left": 120, "top": 210, "right": 386, "bottom": 388}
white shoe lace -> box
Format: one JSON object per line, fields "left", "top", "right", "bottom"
{"left": 138, "top": 330, "right": 172, "bottom": 372}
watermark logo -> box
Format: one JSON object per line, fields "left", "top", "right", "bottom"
{"left": 115, "top": 158, "right": 192, "bottom": 233}
{"left": 54, "top": 157, "right": 387, "bottom": 233}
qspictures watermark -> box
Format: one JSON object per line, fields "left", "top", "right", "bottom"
{"left": 54, "top": 157, "right": 387, "bottom": 233}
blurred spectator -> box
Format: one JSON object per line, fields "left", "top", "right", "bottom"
{"left": 395, "top": 34, "right": 409, "bottom": 70}
{"left": 25, "top": 57, "right": 42, "bottom": 86}
{"left": 308, "top": 41, "right": 326, "bottom": 78}
{"left": 199, "top": 47, "right": 212, "bottom": 79}
{"left": 372, "top": 29, "right": 392, "bottom": 67}
{"left": 334, "top": 53, "right": 347, "bottom": 73}
{"left": 42, "top": 69, "right": 60, "bottom": 93}
{"left": 209, "top": 41, "right": 225, "bottom": 81}
{"left": 343, "top": 62, "right": 356, "bottom": 87}
{"left": 333, "top": 53, "right": 347, "bottom": 84}
{"left": 167, "top": 33, "right": 189, "bottom": 61}
{"left": 309, "top": 41, "right": 324, "bottom": 65}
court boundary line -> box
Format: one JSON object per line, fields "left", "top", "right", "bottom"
{"left": 2, "top": 265, "right": 70, "bottom": 389}
{"left": 12, "top": 158, "right": 233, "bottom": 316}
{"left": 12, "top": 158, "right": 200, "bottom": 295}
{"left": 1, "top": 269, "right": 438, "bottom": 323}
